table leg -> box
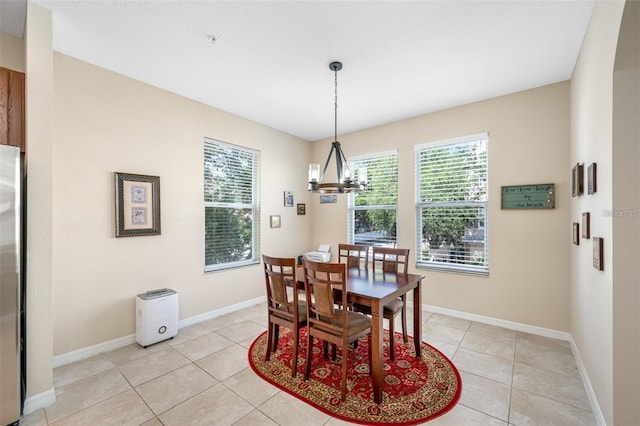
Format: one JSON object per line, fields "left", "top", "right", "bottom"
{"left": 412, "top": 280, "right": 423, "bottom": 357}
{"left": 371, "top": 303, "right": 383, "bottom": 404}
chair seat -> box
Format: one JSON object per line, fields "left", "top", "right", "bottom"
{"left": 383, "top": 298, "right": 404, "bottom": 315}
{"left": 352, "top": 298, "right": 406, "bottom": 361}
{"left": 314, "top": 309, "right": 371, "bottom": 336}
{"left": 353, "top": 299, "right": 403, "bottom": 316}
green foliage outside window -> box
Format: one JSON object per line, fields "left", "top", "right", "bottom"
{"left": 350, "top": 153, "right": 398, "bottom": 247}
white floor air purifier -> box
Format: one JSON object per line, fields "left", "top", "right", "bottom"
{"left": 136, "top": 288, "right": 178, "bottom": 347}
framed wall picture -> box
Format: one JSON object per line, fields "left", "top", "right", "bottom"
{"left": 115, "top": 172, "right": 161, "bottom": 237}
{"left": 297, "top": 203, "right": 306, "bottom": 215}
{"left": 270, "top": 215, "right": 281, "bottom": 228}
{"left": 319, "top": 194, "right": 337, "bottom": 204}
{"left": 284, "top": 191, "right": 294, "bottom": 207}
{"left": 593, "top": 237, "right": 604, "bottom": 271}
{"left": 572, "top": 163, "right": 584, "bottom": 197}
{"left": 501, "top": 183, "right": 555, "bottom": 209}
{"left": 588, "top": 162, "right": 597, "bottom": 194}
{"left": 582, "top": 212, "right": 590, "bottom": 239}
{"left": 573, "top": 222, "right": 580, "bottom": 245}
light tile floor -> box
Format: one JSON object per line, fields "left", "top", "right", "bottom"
{"left": 20, "top": 303, "right": 596, "bottom": 425}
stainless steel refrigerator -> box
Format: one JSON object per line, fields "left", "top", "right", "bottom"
{"left": 0, "top": 144, "right": 22, "bottom": 425}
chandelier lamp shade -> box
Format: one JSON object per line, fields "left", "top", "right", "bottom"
{"left": 308, "top": 61, "right": 367, "bottom": 194}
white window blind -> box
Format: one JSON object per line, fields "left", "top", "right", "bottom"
{"left": 348, "top": 151, "right": 398, "bottom": 248}
{"left": 204, "top": 138, "right": 260, "bottom": 271}
{"left": 415, "top": 134, "right": 488, "bottom": 275}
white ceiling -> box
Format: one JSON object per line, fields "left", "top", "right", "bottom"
{"left": 2, "top": 0, "right": 594, "bottom": 142}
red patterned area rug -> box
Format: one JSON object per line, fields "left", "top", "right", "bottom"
{"left": 248, "top": 328, "right": 461, "bottom": 425}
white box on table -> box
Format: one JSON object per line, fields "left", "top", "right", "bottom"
{"left": 303, "top": 244, "right": 331, "bottom": 262}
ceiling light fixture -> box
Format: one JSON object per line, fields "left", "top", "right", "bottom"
{"left": 308, "top": 61, "right": 367, "bottom": 194}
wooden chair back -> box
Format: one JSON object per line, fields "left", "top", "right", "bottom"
{"left": 262, "top": 254, "right": 306, "bottom": 376}
{"left": 338, "top": 243, "right": 369, "bottom": 269}
{"left": 302, "top": 259, "right": 348, "bottom": 336}
{"left": 372, "top": 247, "right": 410, "bottom": 274}
{"left": 263, "top": 254, "right": 298, "bottom": 318}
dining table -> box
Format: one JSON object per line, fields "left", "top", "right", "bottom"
{"left": 296, "top": 265, "right": 424, "bottom": 404}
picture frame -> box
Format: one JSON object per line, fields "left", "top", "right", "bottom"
{"left": 572, "top": 163, "right": 584, "bottom": 197}
{"left": 587, "top": 162, "right": 597, "bottom": 194}
{"left": 573, "top": 222, "right": 580, "bottom": 245}
{"left": 582, "top": 212, "right": 590, "bottom": 239}
{"left": 501, "top": 183, "right": 555, "bottom": 209}
{"left": 284, "top": 191, "right": 294, "bottom": 207}
{"left": 593, "top": 237, "right": 604, "bottom": 271}
{"left": 319, "top": 194, "right": 337, "bottom": 204}
{"left": 270, "top": 215, "right": 281, "bottom": 228}
{"left": 297, "top": 203, "right": 306, "bottom": 215}
{"left": 115, "top": 172, "right": 161, "bottom": 237}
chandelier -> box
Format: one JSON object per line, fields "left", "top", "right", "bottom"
{"left": 308, "top": 61, "right": 367, "bottom": 193}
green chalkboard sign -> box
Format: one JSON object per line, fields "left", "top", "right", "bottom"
{"left": 501, "top": 184, "right": 555, "bottom": 209}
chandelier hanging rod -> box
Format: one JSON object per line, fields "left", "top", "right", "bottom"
{"left": 308, "top": 61, "right": 367, "bottom": 194}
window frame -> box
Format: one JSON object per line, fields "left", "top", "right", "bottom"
{"left": 204, "top": 138, "right": 260, "bottom": 272}
{"left": 414, "top": 133, "right": 489, "bottom": 276}
{"left": 348, "top": 150, "right": 399, "bottom": 250}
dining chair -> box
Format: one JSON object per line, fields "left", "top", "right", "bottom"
{"left": 336, "top": 243, "right": 369, "bottom": 316}
{"left": 353, "top": 247, "right": 410, "bottom": 360}
{"left": 262, "top": 254, "right": 307, "bottom": 377}
{"left": 338, "top": 243, "right": 369, "bottom": 269}
{"left": 302, "top": 259, "right": 372, "bottom": 401}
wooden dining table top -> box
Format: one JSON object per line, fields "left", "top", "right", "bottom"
{"left": 295, "top": 264, "right": 422, "bottom": 292}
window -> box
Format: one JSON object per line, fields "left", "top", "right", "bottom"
{"left": 415, "top": 133, "right": 488, "bottom": 274}
{"left": 348, "top": 151, "right": 398, "bottom": 248}
{"left": 204, "top": 138, "right": 260, "bottom": 271}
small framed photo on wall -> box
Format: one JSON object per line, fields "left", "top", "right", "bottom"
{"left": 572, "top": 163, "right": 584, "bottom": 197}
{"left": 582, "top": 212, "right": 590, "bottom": 239}
{"left": 297, "top": 203, "right": 306, "bottom": 215}
{"left": 319, "top": 194, "right": 337, "bottom": 204}
{"left": 284, "top": 191, "right": 294, "bottom": 207}
{"left": 588, "top": 162, "right": 597, "bottom": 194}
{"left": 593, "top": 237, "right": 604, "bottom": 271}
{"left": 573, "top": 222, "right": 580, "bottom": 245}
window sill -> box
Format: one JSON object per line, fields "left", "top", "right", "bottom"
{"left": 415, "top": 262, "right": 489, "bottom": 277}
{"left": 205, "top": 259, "right": 259, "bottom": 273}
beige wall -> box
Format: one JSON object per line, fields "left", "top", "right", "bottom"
{"left": 0, "top": 32, "right": 25, "bottom": 72}
{"left": 310, "top": 82, "right": 571, "bottom": 331}
{"left": 612, "top": 2, "right": 640, "bottom": 424}
{"left": 570, "top": 1, "right": 626, "bottom": 425}
{"left": 51, "top": 53, "right": 311, "bottom": 355}
{"left": 24, "top": 0, "right": 55, "bottom": 405}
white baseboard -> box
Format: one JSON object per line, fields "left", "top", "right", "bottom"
{"left": 421, "top": 303, "right": 572, "bottom": 341}
{"left": 53, "top": 334, "right": 137, "bottom": 368}
{"left": 23, "top": 388, "right": 56, "bottom": 415}
{"left": 52, "top": 296, "right": 267, "bottom": 368}
{"left": 420, "top": 303, "right": 603, "bottom": 424}
{"left": 567, "top": 335, "right": 606, "bottom": 426}
{"left": 178, "top": 296, "right": 265, "bottom": 328}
